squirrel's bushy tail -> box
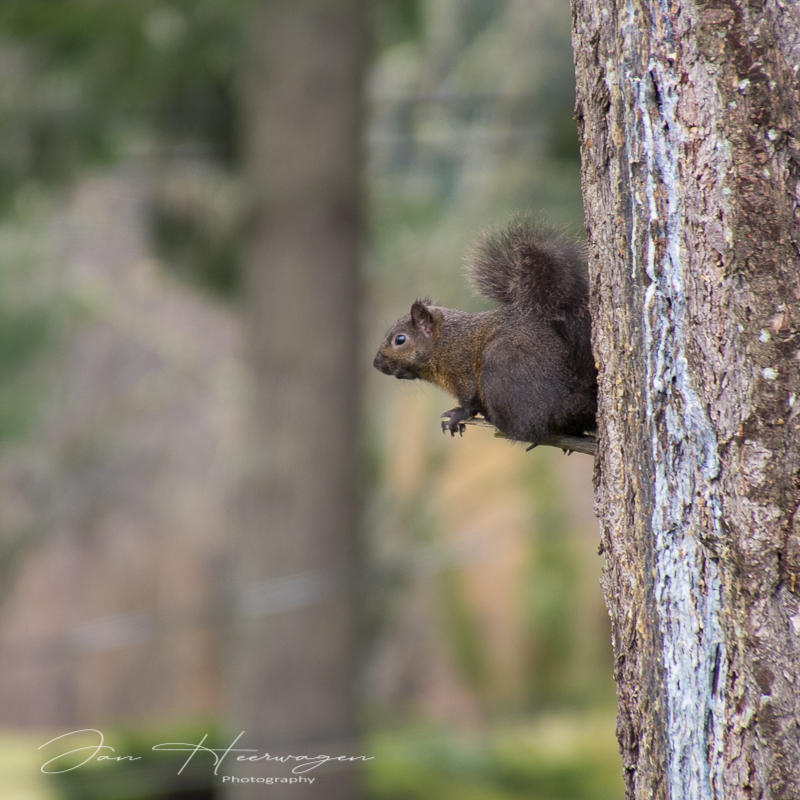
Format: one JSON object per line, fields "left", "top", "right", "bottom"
{"left": 465, "top": 215, "right": 588, "bottom": 314}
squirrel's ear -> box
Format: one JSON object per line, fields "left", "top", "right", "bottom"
{"left": 410, "top": 300, "right": 437, "bottom": 337}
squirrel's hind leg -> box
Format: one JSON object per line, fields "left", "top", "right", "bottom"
{"left": 480, "top": 343, "right": 558, "bottom": 445}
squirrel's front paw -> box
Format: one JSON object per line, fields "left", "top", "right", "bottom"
{"left": 441, "top": 418, "right": 466, "bottom": 437}
{"left": 441, "top": 407, "right": 469, "bottom": 437}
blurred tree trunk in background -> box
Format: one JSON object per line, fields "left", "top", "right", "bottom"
{"left": 572, "top": 1, "right": 800, "bottom": 799}
{"left": 227, "top": 2, "right": 365, "bottom": 799}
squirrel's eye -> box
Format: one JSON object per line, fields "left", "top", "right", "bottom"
{"left": 394, "top": 334, "right": 407, "bottom": 346}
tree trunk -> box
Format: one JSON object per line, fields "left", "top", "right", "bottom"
{"left": 227, "top": 2, "right": 365, "bottom": 798}
{"left": 571, "top": 1, "right": 800, "bottom": 798}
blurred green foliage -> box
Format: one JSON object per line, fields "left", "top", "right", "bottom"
{"left": 438, "top": 569, "right": 491, "bottom": 699}
{"left": 366, "top": 716, "right": 624, "bottom": 800}
{"left": 0, "top": 0, "right": 248, "bottom": 296}
{"left": 0, "top": 248, "right": 60, "bottom": 441}
{"left": 0, "top": 305, "right": 50, "bottom": 386}
{"left": 150, "top": 189, "right": 242, "bottom": 299}
{"left": 522, "top": 453, "right": 615, "bottom": 709}
{"left": 0, "top": 0, "right": 246, "bottom": 175}
{"left": 521, "top": 453, "right": 579, "bottom": 709}
{"left": 42, "top": 723, "right": 219, "bottom": 800}
{"left": 373, "top": 0, "right": 424, "bottom": 49}
{"left": 0, "top": 308, "right": 51, "bottom": 441}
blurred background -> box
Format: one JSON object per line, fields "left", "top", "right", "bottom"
{"left": 0, "top": 1, "right": 620, "bottom": 798}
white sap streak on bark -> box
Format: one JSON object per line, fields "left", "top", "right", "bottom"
{"left": 622, "top": 4, "right": 727, "bottom": 798}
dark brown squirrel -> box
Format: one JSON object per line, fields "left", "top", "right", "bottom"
{"left": 373, "top": 215, "right": 597, "bottom": 447}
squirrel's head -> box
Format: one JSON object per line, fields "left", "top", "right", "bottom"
{"left": 373, "top": 299, "right": 442, "bottom": 380}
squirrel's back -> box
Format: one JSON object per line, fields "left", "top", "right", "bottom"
{"left": 465, "top": 215, "right": 588, "bottom": 316}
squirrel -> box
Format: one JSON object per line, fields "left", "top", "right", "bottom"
{"left": 373, "top": 215, "right": 597, "bottom": 447}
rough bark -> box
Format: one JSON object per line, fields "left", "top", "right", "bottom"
{"left": 227, "top": 2, "right": 365, "bottom": 799}
{"left": 571, "top": 1, "right": 800, "bottom": 798}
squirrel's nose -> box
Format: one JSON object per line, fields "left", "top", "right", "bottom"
{"left": 373, "top": 352, "right": 392, "bottom": 375}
